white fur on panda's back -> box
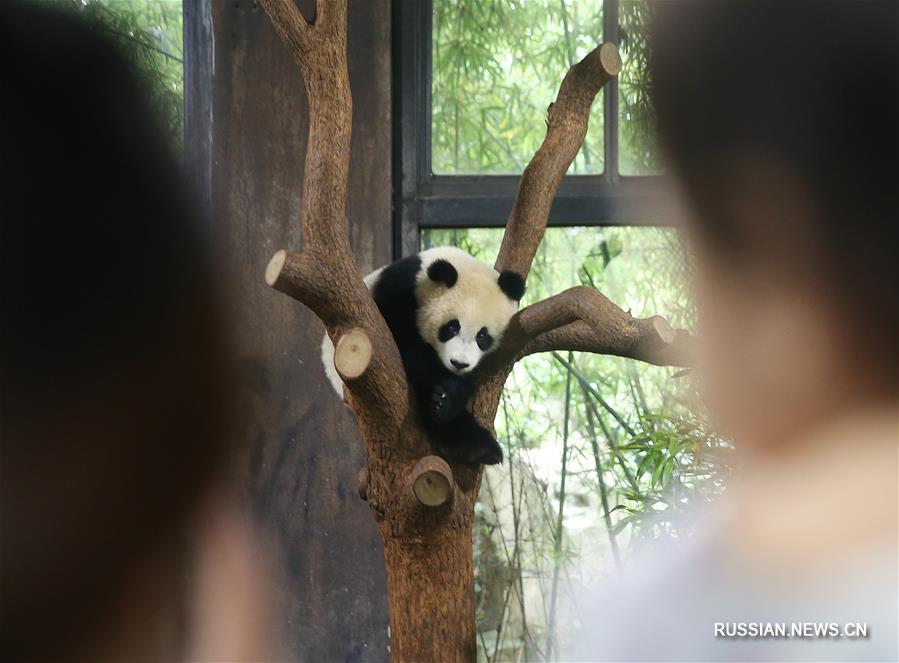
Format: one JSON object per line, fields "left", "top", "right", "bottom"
{"left": 321, "top": 266, "right": 385, "bottom": 396}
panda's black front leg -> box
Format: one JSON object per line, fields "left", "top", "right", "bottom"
{"left": 429, "top": 375, "right": 473, "bottom": 423}
{"left": 431, "top": 410, "right": 503, "bottom": 466}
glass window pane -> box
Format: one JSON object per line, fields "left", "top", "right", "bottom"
{"left": 432, "top": 0, "right": 604, "bottom": 175}
{"left": 618, "top": 0, "right": 662, "bottom": 175}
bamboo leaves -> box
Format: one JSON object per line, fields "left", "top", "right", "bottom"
{"left": 433, "top": 0, "right": 605, "bottom": 174}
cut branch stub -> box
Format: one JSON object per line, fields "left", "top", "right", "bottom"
{"left": 264, "top": 249, "right": 288, "bottom": 287}
{"left": 599, "top": 42, "right": 623, "bottom": 79}
{"left": 410, "top": 456, "right": 454, "bottom": 507}
{"left": 651, "top": 316, "right": 676, "bottom": 344}
{"left": 334, "top": 328, "right": 373, "bottom": 381}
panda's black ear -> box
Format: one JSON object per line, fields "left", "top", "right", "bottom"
{"left": 427, "top": 258, "right": 458, "bottom": 288}
{"left": 498, "top": 271, "right": 526, "bottom": 301}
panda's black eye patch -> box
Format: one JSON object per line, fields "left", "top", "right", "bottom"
{"left": 438, "top": 319, "right": 461, "bottom": 342}
{"left": 476, "top": 327, "right": 493, "bottom": 351}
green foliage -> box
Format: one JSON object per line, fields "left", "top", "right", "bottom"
{"left": 433, "top": 0, "right": 662, "bottom": 177}
{"left": 52, "top": 0, "right": 184, "bottom": 148}
{"left": 433, "top": 0, "right": 604, "bottom": 174}
{"left": 613, "top": 411, "right": 734, "bottom": 541}
{"left": 618, "top": 0, "right": 660, "bottom": 174}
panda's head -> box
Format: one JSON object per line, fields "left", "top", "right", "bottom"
{"left": 416, "top": 248, "right": 526, "bottom": 375}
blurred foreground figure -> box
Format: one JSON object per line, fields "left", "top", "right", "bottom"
{"left": 573, "top": 2, "right": 897, "bottom": 660}
{"left": 0, "top": 3, "right": 275, "bottom": 660}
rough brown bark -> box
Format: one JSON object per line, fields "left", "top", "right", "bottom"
{"left": 258, "top": 1, "right": 690, "bottom": 660}
{"left": 382, "top": 531, "right": 476, "bottom": 663}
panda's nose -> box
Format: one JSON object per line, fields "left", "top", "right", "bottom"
{"left": 451, "top": 359, "right": 470, "bottom": 370}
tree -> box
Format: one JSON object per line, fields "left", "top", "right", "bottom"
{"left": 258, "top": 1, "right": 690, "bottom": 660}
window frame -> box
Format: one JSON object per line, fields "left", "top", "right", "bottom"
{"left": 392, "top": 0, "right": 664, "bottom": 258}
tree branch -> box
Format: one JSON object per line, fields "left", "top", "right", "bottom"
{"left": 497, "top": 286, "right": 693, "bottom": 367}
{"left": 478, "top": 285, "right": 691, "bottom": 417}
{"left": 524, "top": 317, "right": 692, "bottom": 366}
{"left": 495, "top": 43, "right": 621, "bottom": 278}
{"left": 260, "top": 0, "right": 407, "bottom": 438}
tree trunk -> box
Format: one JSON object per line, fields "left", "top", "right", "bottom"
{"left": 257, "top": 1, "right": 690, "bottom": 660}
{"left": 382, "top": 528, "right": 477, "bottom": 662}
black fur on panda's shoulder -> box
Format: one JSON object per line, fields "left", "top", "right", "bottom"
{"left": 369, "top": 253, "right": 448, "bottom": 401}
{"left": 369, "top": 254, "right": 422, "bottom": 350}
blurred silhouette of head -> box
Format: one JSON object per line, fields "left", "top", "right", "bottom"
{"left": 651, "top": 1, "right": 898, "bottom": 448}
{"left": 0, "top": 2, "right": 232, "bottom": 659}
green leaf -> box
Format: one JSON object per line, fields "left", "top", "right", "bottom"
{"left": 636, "top": 452, "right": 654, "bottom": 481}
{"left": 651, "top": 456, "right": 665, "bottom": 488}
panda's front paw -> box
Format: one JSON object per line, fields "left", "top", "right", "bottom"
{"left": 475, "top": 435, "right": 504, "bottom": 466}
{"left": 430, "top": 384, "right": 454, "bottom": 422}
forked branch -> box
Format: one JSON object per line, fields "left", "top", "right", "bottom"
{"left": 477, "top": 43, "right": 692, "bottom": 418}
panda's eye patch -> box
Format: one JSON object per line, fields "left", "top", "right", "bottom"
{"left": 476, "top": 327, "right": 493, "bottom": 351}
{"left": 438, "top": 319, "right": 461, "bottom": 342}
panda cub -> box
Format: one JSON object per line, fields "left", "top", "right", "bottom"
{"left": 322, "top": 247, "right": 525, "bottom": 465}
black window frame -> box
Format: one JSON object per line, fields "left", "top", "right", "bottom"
{"left": 392, "top": 0, "right": 664, "bottom": 258}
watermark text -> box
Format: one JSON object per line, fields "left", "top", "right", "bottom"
{"left": 714, "top": 622, "right": 869, "bottom": 639}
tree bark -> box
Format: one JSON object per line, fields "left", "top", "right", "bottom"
{"left": 382, "top": 528, "right": 477, "bottom": 662}
{"left": 258, "top": 1, "right": 691, "bottom": 660}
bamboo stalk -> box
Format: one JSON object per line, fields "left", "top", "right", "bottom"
{"left": 545, "top": 351, "right": 574, "bottom": 662}
{"left": 583, "top": 391, "right": 623, "bottom": 570}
